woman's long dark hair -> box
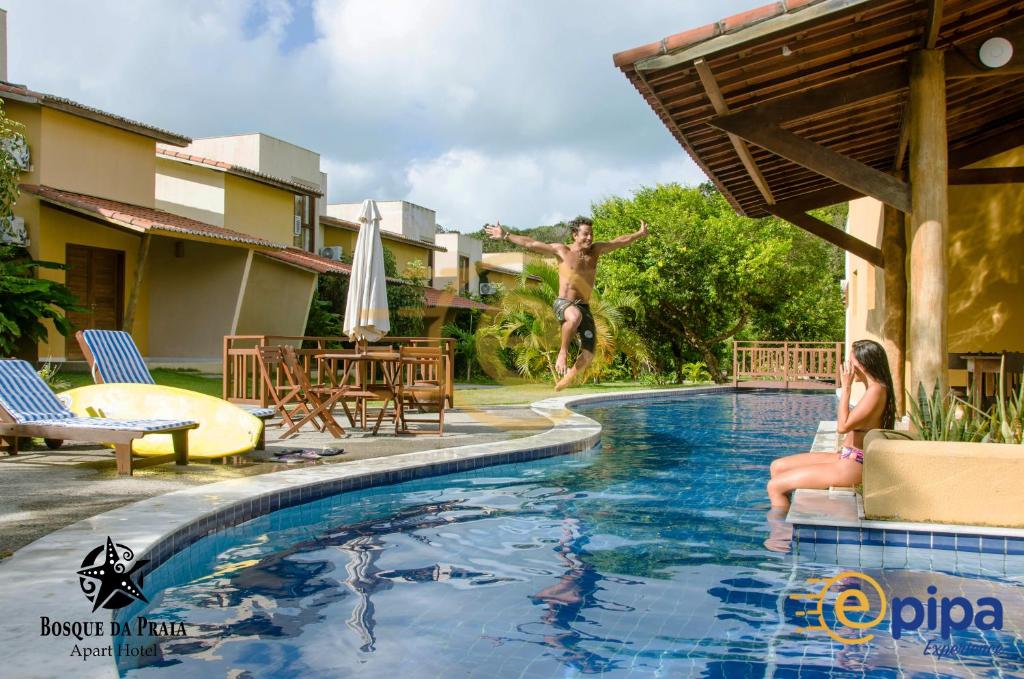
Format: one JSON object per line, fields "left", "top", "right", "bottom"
{"left": 852, "top": 339, "right": 895, "bottom": 429}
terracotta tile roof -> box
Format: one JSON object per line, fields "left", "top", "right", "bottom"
{"left": 611, "top": 0, "right": 820, "bottom": 68}
{"left": 422, "top": 287, "right": 493, "bottom": 311}
{"left": 611, "top": 0, "right": 1024, "bottom": 219}
{"left": 156, "top": 147, "right": 323, "bottom": 196}
{"left": 0, "top": 81, "right": 190, "bottom": 146}
{"left": 320, "top": 214, "right": 448, "bottom": 252}
{"left": 20, "top": 184, "right": 281, "bottom": 249}
{"left": 262, "top": 248, "right": 492, "bottom": 310}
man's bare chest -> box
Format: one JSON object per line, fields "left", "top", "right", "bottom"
{"left": 563, "top": 250, "right": 597, "bottom": 271}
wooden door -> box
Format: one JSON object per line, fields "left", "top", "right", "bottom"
{"left": 65, "top": 244, "right": 124, "bottom": 360}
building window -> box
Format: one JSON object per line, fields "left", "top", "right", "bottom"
{"left": 458, "top": 255, "right": 470, "bottom": 294}
{"left": 294, "top": 194, "right": 315, "bottom": 252}
{"left": 426, "top": 250, "right": 434, "bottom": 287}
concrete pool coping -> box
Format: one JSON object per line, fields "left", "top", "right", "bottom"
{"left": 0, "top": 385, "right": 730, "bottom": 679}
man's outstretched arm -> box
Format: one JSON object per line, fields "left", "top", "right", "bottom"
{"left": 594, "top": 220, "right": 649, "bottom": 254}
{"left": 484, "top": 221, "right": 562, "bottom": 255}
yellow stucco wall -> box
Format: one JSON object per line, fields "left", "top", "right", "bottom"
{"left": 845, "top": 146, "right": 1024, "bottom": 390}
{"left": 384, "top": 241, "right": 432, "bottom": 280}
{"left": 146, "top": 239, "right": 249, "bottom": 359}
{"left": 864, "top": 439, "right": 1024, "bottom": 527}
{"left": 321, "top": 227, "right": 357, "bottom": 256}
{"left": 223, "top": 173, "right": 294, "bottom": 245}
{"left": 38, "top": 108, "right": 156, "bottom": 206}
{"left": 154, "top": 157, "right": 226, "bottom": 226}
{"left": 4, "top": 101, "right": 42, "bottom": 187}
{"left": 484, "top": 269, "right": 520, "bottom": 291}
{"left": 234, "top": 255, "right": 316, "bottom": 337}
{"left": 947, "top": 147, "right": 1024, "bottom": 354}
{"left": 31, "top": 206, "right": 149, "bottom": 360}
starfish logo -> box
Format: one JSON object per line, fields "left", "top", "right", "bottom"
{"left": 77, "top": 537, "right": 149, "bottom": 612}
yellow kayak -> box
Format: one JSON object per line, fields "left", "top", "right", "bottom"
{"left": 59, "top": 384, "right": 262, "bottom": 459}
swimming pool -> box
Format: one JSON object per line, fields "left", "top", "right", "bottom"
{"left": 118, "top": 392, "right": 1023, "bottom": 677}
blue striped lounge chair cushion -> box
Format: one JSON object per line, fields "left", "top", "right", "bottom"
{"left": 28, "top": 416, "right": 195, "bottom": 432}
{"left": 81, "top": 329, "right": 155, "bottom": 385}
{"left": 0, "top": 359, "right": 75, "bottom": 422}
{"left": 239, "top": 405, "right": 276, "bottom": 419}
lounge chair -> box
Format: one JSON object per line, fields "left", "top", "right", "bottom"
{"left": 76, "top": 329, "right": 274, "bottom": 448}
{"left": 0, "top": 359, "right": 197, "bottom": 475}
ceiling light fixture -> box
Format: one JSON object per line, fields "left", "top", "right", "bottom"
{"left": 978, "top": 37, "right": 1013, "bottom": 68}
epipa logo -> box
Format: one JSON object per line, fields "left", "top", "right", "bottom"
{"left": 791, "top": 571, "right": 1004, "bottom": 645}
{"left": 77, "top": 537, "right": 149, "bottom": 612}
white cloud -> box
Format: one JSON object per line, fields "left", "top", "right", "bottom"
{"left": 4, "top": 0, "right": 759, "bottom": 226}
{"left": 404, "top": 147, "right": 704, "bottom": 231}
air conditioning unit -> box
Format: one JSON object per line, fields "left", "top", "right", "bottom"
{"left": 319, "top": 245, "right": 344, "bottom": 261}
{"left": 0, "top": 216, "right": 29, "bottom": 246}
{"left": 479, "top": 282, "right": 499, "bottom": 295}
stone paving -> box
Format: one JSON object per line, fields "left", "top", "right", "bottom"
{"left": 0, "top": 405, "right": 549, "bottom": 558}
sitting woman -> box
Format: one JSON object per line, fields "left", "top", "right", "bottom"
{"left": 767, "top": 339, "right": 895, "bottom": 510}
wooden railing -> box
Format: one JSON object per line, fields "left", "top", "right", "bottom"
{"left": 224, "top": 335, "right": 456, "bottom": 407}
{"left": 732, "top": 341, "right": 843, "bottom": 389}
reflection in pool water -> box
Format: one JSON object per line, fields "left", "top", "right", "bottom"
{"left": 119, "top": 392, "right": 1024, "bottom": 677}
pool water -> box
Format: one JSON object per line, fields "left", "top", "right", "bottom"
{"left": 120, "top": 392, "right": 1024, "bottom": 678}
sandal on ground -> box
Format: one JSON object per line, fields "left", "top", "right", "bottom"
{"left": 318, "top": 448, "right": 345, "bottom": 457}
{"left": 271, "top": 449, "right": 322, "bottom": 462}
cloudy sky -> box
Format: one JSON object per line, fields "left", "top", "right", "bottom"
{"left": 5, "top": 0, "right": 757, "bottom": 230}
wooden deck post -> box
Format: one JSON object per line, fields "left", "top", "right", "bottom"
{"left": 881, "top": 203, "right": 907, "bottom": 414}
{"left": 122, "top": 233, "right": 151, "bottom": 334}
{"left": 908, "top": 50, "right": 948, "bottom": 394}
{"left": 783, "top": 341, "right": 789, "bottom": 389}
{"left": 732, "top": 344, "right": 739, "bottom": 388}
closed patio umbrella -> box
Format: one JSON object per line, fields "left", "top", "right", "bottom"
{"left": 343, "top": 199, "right": 390, "bottom": 343}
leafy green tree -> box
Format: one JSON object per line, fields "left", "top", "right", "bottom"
{"left": 592, "top": 183, "right": 843, "bottom": 382}
{"left": 383, "top": 248, "right": 427, "bottom": 337}
{"left": 476, "top": 261, "right": 652, "bottom": 383}
{"left": 0, "top": 246, "right": 81, "bottom": 356}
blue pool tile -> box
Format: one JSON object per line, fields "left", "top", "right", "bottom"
{"left": 933, "top": 533, "right": 956, "bottom": 551}
{"left": 1007, "top": 537, "right": 1024, "bottom": 556}
{"left": 837, "top": 528, "right": 861, "bottom": 544}
{"left": 864, "top": 528, "right": 885, "bottom": 546}
{"left": 981, "top": 536, "right": 1006, "bottom": 555}
{"left": 956, "top": 534, "right": 981, "bottom": 553}
{"left": 815, "top": 526, "right": 838, "bottom": 544}
{"left": 884, "top": 530, "right": 908, "bottom": 547}
{"left": 908, "top": 532, "right": 931, "bottom": 549}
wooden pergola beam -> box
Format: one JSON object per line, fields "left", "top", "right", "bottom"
{"left": 923, "top": 0, "right": 942, "bottom": 50}
{"left": 714, "top": 62, "right": 907, "bottom": 128}
{"left": 949, "top": 167, "right": 1024, "bottom": 185}
{"left": 771, "top": 184, "right": 864, "bottom": 214}
{"left": 693, "top": 58, "right": 775, "bottom": 205}
{"left": 950, "top": 126, "right": 1024, "bottom": 170}
{"left": 907, "top": 49, "right": 948, "bottom": 393}
{"left": 945, "top": 18, "right": 1024, "bottom": 79}
{"left": 766, "top": 204, "right": 884, "bottom": 268}
{"left": 709, "top": 115, "right": 912, "bottom": 213}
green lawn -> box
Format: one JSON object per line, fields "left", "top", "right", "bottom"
{"left": 56, "top": 370, "right": 695, "bottom": 407}
{"left": 58, "top": 369, "right": 223, "bottom": 397}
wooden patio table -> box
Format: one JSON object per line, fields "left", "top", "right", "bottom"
{"left": 316, "top": 351, "right": 401, "bottom": 434}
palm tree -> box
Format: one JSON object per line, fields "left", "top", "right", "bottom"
{"left": 476, "top": 261, "right": 652, "bottom": 384}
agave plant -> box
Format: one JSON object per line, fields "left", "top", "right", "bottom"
{"left": 475, "top": 261, "right": 652, "bottom": 384}
{"left": 907, "top": 359, "right": 1024, "bottom": 444}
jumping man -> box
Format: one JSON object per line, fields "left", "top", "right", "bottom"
{"left": 484, "top": 216, "right": 648, "bottom": 391}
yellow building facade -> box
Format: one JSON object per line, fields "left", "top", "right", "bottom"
{"left": 844, "top": 145, "right": 1024, "bottom": 392}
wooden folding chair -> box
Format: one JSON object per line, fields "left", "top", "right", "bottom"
{"left": 395, "top": 346, "right": 446, "bottom": 435}
{"left": 256, "top": 346, "right": 322, "bottom": 437}
{"left": 279, "top": 346, "right": 346, "bottom": 439}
